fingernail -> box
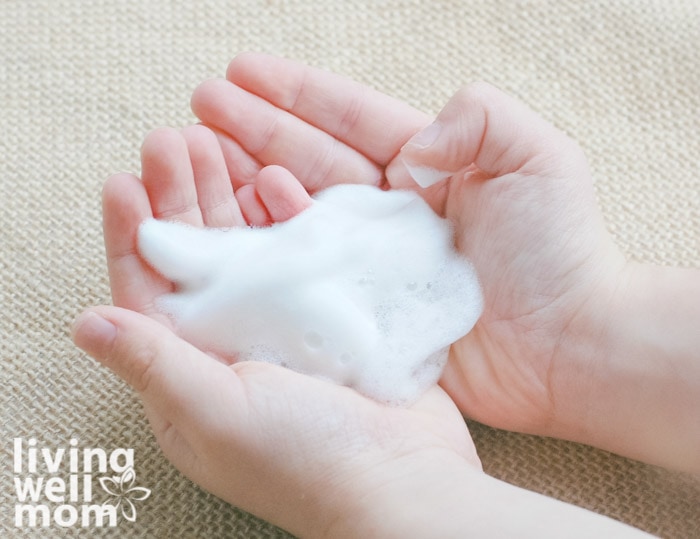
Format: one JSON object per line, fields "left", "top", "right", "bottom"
{"left": 402, "top": 161, "right": 453, "bottom": 188}
{"left": 72, "top": 311, "right": 117, "bottom": 360}
{"left": 404, "top": 122, "right": 442, "bottom": 150}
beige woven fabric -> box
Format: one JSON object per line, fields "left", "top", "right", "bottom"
{"left": 2, "top": 0, "right": 698, "bottom": 537}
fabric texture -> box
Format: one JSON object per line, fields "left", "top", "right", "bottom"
{"left": 1, "top": 0, "right": 698, "bottom": 537}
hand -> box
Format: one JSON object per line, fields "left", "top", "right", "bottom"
{"left": 75, "top": 125, "right": 483, "bottom": 536}
{"left": 193, "top": 54, "right": 700, "bottom": 474}
{"left": 73, "top": 304, "right": 487, "bottom": 537}
{"left": 190, "top": 54, "right": 624, "bottom": 438}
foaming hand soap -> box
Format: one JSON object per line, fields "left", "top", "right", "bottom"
{"left": 138, "top": 184, "right": 482, "bottom": 405}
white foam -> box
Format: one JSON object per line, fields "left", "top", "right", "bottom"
{"left": 138, "top": 184, "right": 482, "bottom": 405}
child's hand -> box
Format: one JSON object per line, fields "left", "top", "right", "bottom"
{"left": 78, "top": 125, "right": 485, "bottom": 536}
{"left": 191, "top": 53, "right": 621, "bottom": 439}
{"left": 191, "top": 53, "right": 700, "bottom": 473}
{"left": 72, "top": 304, "right": 483, "bottom": 537}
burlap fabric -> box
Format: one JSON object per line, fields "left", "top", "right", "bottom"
{"left": 1, "top": 1, "right": 698, "bottom": 537}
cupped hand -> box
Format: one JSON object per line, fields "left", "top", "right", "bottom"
{"left": 191, "top": 53, "right": 627, "bottom": 438}
{"left": 76, "top": 124, "right": 482, "bottom": 537}
{"left": 73, "top": 304, "right": 480, "bottom": 537}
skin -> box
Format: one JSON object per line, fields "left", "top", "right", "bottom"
{"left": 191, "top": 54, "right": 700, "bottom": 472}
{"left": 72, "top": 53, "right": 699, "bottom": 536}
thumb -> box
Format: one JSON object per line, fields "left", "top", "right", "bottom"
{"left": 71, "top": 306, "right": 241, "bottom": 433}
{"left": 400, "top": 82, "right": 575, "bottom": 187}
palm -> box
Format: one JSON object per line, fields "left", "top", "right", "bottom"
{"left": 440, "top": 160, "right": 621, "bottom": 432}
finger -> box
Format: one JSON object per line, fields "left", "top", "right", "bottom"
{"left": 235, "top": 183, "right": 271, "bottom": 226}
{"left": 400, "top": 82, "right": 582, "bottom": 187}
{"left": 192, "top": 78, "right": 384, "bottom": 192}
{"left": 72, "top": 306, "right": 243, "bottom": 436}
{"left": 102, "top": 173, "right": 173, "bottom": 321}
{"left": 141, "top": 127, "right": 204, "bottom": 226}
{"left": 181, "top": 125, "right": 246, "bottom": 228}
{"left": 256, "top": 165, "right": 313, "bottom": 222}
{"left": 226, "top": 52, "right": 431, "bottom": 165}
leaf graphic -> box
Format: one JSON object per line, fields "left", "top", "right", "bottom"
{"left": 121, "top": 498, "right": 137, "bottom": 523}
{"left": 120, "top": 467, "right": 136, "bottom": 490}
{"left": 99, "top": 476, "right": 121, "bottom": 497}
{"left": 127, "top": 486, "right": 151, "bottom": 501}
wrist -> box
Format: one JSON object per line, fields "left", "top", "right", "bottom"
{"left": 325, "top": 450, "right": 650, "bottom": 538}
{"left": 323, "top": 451, "right": 480, "bottom": 539}
{"left": 552, "top": 261, "right": 700, "bottom": 472}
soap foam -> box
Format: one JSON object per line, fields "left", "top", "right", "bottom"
{"left": 138, "top": 184, "right": 482, "bottom": 406}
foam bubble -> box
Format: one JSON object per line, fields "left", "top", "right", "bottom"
{"left": 138, "top": 184, "right": 482, "bottom": 405}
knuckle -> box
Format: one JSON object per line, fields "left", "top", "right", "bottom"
{"left": 305, "top": 138, "right": 340, "bottom": 192}
{"left": 251, "top": 109, "right": 281, "bottom": 156}
{"left": 336, "top": 89, "right": 365, "bottom": 139}
{"left": 122, "top": 339, "right": 160, "bottom": 394}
